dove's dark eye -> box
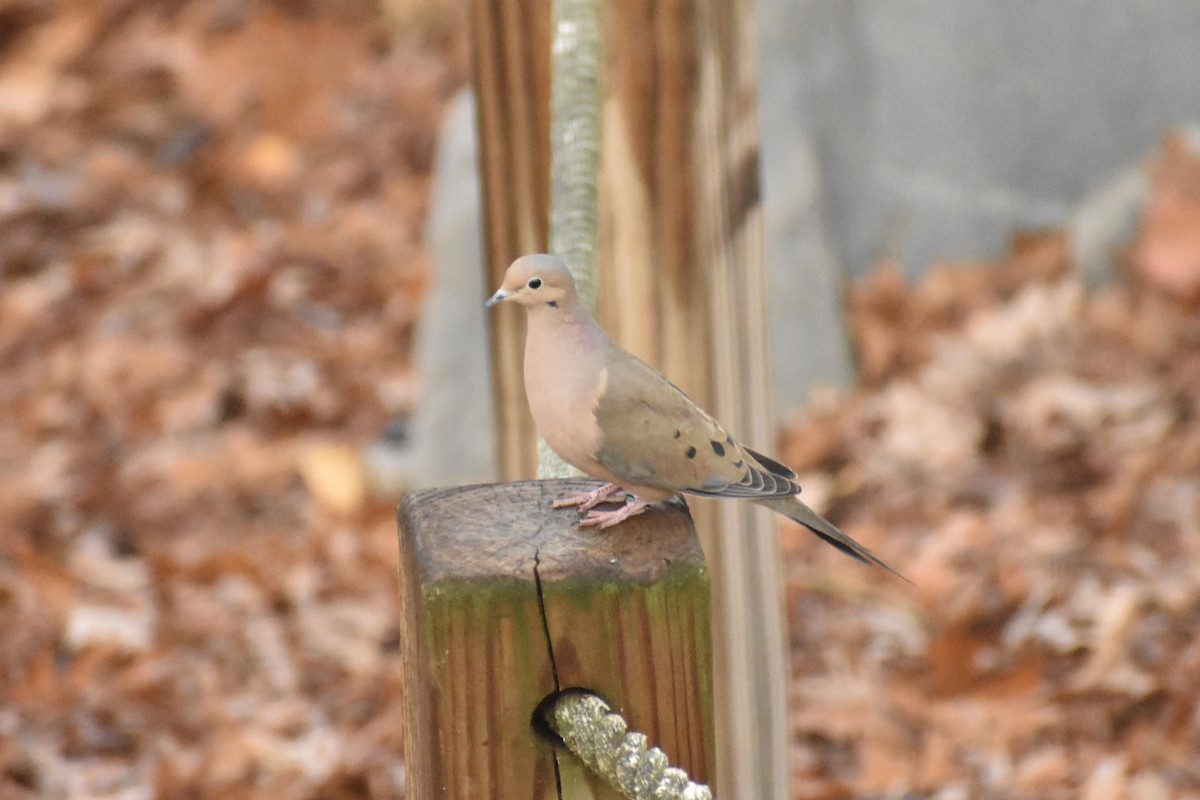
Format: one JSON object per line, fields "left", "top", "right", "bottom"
{"left": 527, "top": 277, "right": 542, "bottom": 289}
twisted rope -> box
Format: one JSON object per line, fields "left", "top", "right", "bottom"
{"left": 544, "top": 691, "right": 713, "bottom": 800}
{"left": 537, "top": 0, "right": 603, "bottom": 478}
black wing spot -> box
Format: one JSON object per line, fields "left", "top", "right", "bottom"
{"left": 726, "top": 434, "right": 734, "bottom": 445}
{"left": 733, "top": 459, "right": 743, "bottom": 468}
{"left": 685, "top": 446, "right": 697, "bottom": 459}
{"left": 710, "top": 440, "right": 725, "bottom": 457}
{"left": 673, "top": 429, "right": 681, "bottom": 439}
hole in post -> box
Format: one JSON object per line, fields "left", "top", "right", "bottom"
{"left": 531, "top": 687, "right": 606, "bottom": 748}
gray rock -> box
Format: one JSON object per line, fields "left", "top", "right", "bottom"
{"left": 367, "top": 90, "right": 496, "bottom": 493}
{"left": 760, "top": 1, "right": 1200, "bottom": 405}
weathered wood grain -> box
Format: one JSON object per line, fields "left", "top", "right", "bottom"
{"left": 397, "top": 479, "right": 714, "bottom": 799}
{"left": 470, "top": 0, "right": 551, "bottom": 481}
{"left": 471, "top": 0, "right": 787, "bottom": 795}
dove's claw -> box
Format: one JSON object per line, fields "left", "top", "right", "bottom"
{"left": 578, "top": 498, "right": 651, "bottom": 529}
{"left": 553, "top": 482, "right": 624, "bottom": 511}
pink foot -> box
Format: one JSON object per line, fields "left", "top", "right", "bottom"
{"left": 578, "top": 498, "right": 651, "bottom": 529}
{"left": 553, "top": 482, "right": 625, "bottom": 511}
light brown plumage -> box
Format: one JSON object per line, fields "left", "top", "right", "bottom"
{"left": 486, "top": 254, "right": 900, "bottom": 576}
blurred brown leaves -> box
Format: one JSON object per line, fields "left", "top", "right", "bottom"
{"left": 779, "top": 135, "right": 1200, "bottom": 799}
{"left": 0, "top": 0, "right": 463, "bottom": 796}
{"left": 3, "top": 0, "right": 1200, "bottom": 797}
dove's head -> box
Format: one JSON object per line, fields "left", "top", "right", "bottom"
{"left": 485, "top": 254, "right": 578, "bottom": 312}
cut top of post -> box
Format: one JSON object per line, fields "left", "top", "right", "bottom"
{"left": 399, "top": 479, "right": 704, "bottom": 586}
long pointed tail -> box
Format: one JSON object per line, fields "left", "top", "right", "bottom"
{"left": 757, "top": 495, "right": 908, "bottom": 581}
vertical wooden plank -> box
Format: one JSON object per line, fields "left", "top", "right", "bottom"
{"left": 600, "top": 1, "right": 789, "bottom": 796}
{"left": 691, "top": 1, "right": 790, "bottom": 795}
{"left": 469, "top": 0, "right": 551, "bottom": 481}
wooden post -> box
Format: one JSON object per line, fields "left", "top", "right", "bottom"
{"left": 397, "top": 479, "right": 714, "bottom": 798}
{"left": 471, "top": 0, "right": 551, "bottom": 481}
{"left": 468, "top": 3, "right": 787, "bottom": 796}
{"left": 687, "top": 4, "right": 791, "bottom": 796}
{"left": 470, "top": 1, "right": 789, "bottom": 796}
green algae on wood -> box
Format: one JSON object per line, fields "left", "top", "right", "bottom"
{"left": 397, "top": 479, "right": 714, "bottom": 799}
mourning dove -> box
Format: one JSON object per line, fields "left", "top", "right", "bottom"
{"left": 486, "top": 254, "right": 898, "bottom": 575}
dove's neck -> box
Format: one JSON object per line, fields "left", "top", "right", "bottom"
{"left": 526, "top": 300, "right": 610, "bottom": 356}
{"left": 524, "top": 300, "right": 609, "bottom": 391}
{"left": 522, "top": 300, "right": 612, "bottom": 470}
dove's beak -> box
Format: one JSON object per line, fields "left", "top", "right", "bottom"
{"left": 484, "top": 289, "right": 512, "bottom": 309}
